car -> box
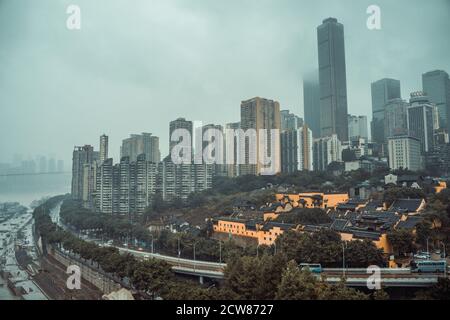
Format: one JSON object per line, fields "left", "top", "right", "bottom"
{"left": 299, "top": 263, "right": 323, "bottom": 273}
{"left": 414, "top": 254, "right": 430, "bottom": 260}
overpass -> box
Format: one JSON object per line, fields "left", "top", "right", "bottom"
{"left": 118, "top": 247, "right": 442, "bottom": 287}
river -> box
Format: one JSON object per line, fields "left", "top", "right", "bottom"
{"left": 0, "top": 172, "right": 71, "bottom": 300}
{"left": 0, "top": 173, "right": 71, "bottom": 206}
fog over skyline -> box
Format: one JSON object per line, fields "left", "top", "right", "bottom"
{"left": 1, "top": 0, "right": 449, "bottom": 165}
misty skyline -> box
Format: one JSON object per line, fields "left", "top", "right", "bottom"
{"left": 1, "top": 0, "right": 449, "bottom": 164}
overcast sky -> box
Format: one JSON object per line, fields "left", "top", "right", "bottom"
{"left": 1, "top": 0, "right": 449, "bottom": 164}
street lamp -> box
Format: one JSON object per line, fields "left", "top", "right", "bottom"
{"left": 426, "top": 237, "right": 430, "bottom": 255}
{"left": 273, "top": 242, "right": 277, "bottom": 255}
{"left": 219, "top": 241, "right": 222, "bottom": 264}
{"left": 256, "top": 244, "right": 261, "bottom": 258}
{"left": 149, "top": 234, "right": 154, "bottom": 254}
{"left": 440, "top": 241, "right": 446, "bottom": 259}
{"left": 193, "top": 242, "right": 197, "bottom": 271}
{"left": 342, "top": 242, "right": 346, "bottom": 278}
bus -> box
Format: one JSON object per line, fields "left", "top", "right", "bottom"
{"left": 299, "top": 263, "right": 323, "bottom": 273}
{"left": 410, "top": 260, "right": 447, "bottom": 273}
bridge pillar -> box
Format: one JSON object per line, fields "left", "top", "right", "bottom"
{"left": 199, "top": 276, "right": 204, "bottom": 285}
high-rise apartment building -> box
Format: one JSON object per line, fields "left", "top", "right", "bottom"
{"left": 317, "top": 18, "right": 349, "bottom": 141}
{"left": 240, "top": 97, "right": 281, "bottom": 175}
{"left": 224, "top": 122, "right": 241, "bottom": 177}
{"left": 422, "top": 70, "right": 450, "bottom": 131}
{"left": 371, "top": 78, "right": 402, "bottom": 146}
{"left": 281, "top": 125, "right": 313, "bottom": 173}
{"left": 313, "top": 134, "right": 342, "bottom": 171}
{"left": 280, "top": 110, "right": 303, "bottom": 131}
{"left": 95, "top": 158, "right": 113, "bottom": 214}
{"left": 99, "top": 134, "right": 109, "bottom": 164}
{"left": 71, "top": 145, "right": 98, "bottom": 200}
{"left": 303, "top": 70, "right": 321, "bottom": 138}
{"left": 121, "top": 133, "right": 160, "bottom": 163}
{"left": 169, "top": 118, "right": 193, "bottom": 159}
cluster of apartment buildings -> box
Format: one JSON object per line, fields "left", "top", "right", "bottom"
{"left": 72, "top": 128, "right": 214, "bottom": 215}
{"left": 71, "top": 17, "right": 450, "bottom": 216}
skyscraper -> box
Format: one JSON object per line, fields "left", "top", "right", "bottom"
{"left": 317, "top": 18, "right": 349, "bottom": 141}
{"left": 95, "top": 158, "right": 113, "bottom": 214}
{"left": 280, "top": 110, "right": 303, "bottom": 131}
{"left": 384, "top": 98, "right": 408, "bottom": 139}
{"left": 281, "top": 125, "right": 313, "bottom": 173}
{"left": 371, "top": 78, "right": 402, "bottom": 145}
{"left": 169, "top": 118, "right": 193, "bottom": 160}
{"left": 313, "top": 134, "right": 342, "bottom": 171}
{"left": 240, "top": 97, "right": 281, "bottom": 175}
{"left": 99, "top": 134, "right": 109, "bottom": 164}
{"left": 422, "top": 70, "right": 450, "bottom": 132}
{"left": 225, "top": 122, "right": 240, "bottom": 177}
{"left": 121, "top": 133, "right": 160, "bottom": 163}
{"left": 71, "top": 145, "right": 98, "bottom": 200}
{"left": 407, "top": 92, "right": 436, "bottom": 153}
{"left": 303, "top": 70, "right": 321, "bottom": 138}
{"left": 347, "top": 115, "right": 368, "bottom": 141}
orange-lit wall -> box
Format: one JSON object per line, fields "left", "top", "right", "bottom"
{"left": 275, "top": 193, "right": 349, "bottom": 209}
{"left": 213, "top": 220, "right": 284, "bottom": 245}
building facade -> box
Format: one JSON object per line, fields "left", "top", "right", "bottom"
{"left": 240, "top": 97, "right": 281, "bottom": 175}
{"left": 317, "top": 18, "right": 349, "bottom": 141}
{"left": 422, "top": 70, "right": 450, "bottom": 132}
{"left": 281, "top": 126, "right": 313, "bottom": 173}
{"left": 407, "top": 92, "right": 436, "bottom": 153}
{"left": 99, "top": 134, "right": 108, "bottom": 164}
{"left": 120, "top": 133, "right": 160, "bottom": 163}
{"left": 384, "top": 98, "right": 408, "bottom": 139}
{"left": 348, "top": 115, "right": 368, "bottom": 140}
{"left": 388, "top": 136, "right": 422, "bottom": 171}
{"left": 303, "top": 70, "right": 321, "bottom": 138}
{"left": 371, "top": 78, "right": 402, "bottom": 146}
{"left": 71, "top": 145, "right": 98, "bottom": 201}
{"left": 313, "top": 134, "right": 342, "bottom": 171}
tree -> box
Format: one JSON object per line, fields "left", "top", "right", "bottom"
{"left": 224, "top": 254, "right": 288, "bottom": 300}
{"left": 131, "top": 259, "right": 173, "bottom": 299}
{"left": 416, "top": 278, "right": 450, "bottom": 300}
{"left": 372, "top": 289, "right": 390, "bottom": 300}
{"left": 388, "top": 229, "right": 415, "bottom": 256}
{"left": 276, "top": 260, "right": 318, "bottom": 300}
{"left": 316, "top": 279, "right": 369, "bottom": 300}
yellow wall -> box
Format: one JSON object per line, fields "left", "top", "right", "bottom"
{"left": 275, "top": 193, "right": 349, "bottom": 209}
{"left": 435, "top": 181, "right": 447, "bottom": 194}
{"left": 339, "top": 232, "right": 393, "bottom": 254}
{"left": 213, "top": 219, "right": 284, "bottom": 245}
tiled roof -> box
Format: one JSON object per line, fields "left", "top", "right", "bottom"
{"left": 396, "top": 216, "right": 424, "bottom": 230}
{"left": 389, "top": 199, "right": 424, "bottom": 213}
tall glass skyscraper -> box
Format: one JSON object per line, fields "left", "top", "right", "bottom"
{"left": 303, "top": 70, "right": 321, "bottom": 138}
{"left": 422, "top": 70, "right": 450, "bottom": 132}
{"left": 371, "top": 78, "right": 401, "bottom": 145}
{"left": 317, "top": 18, "right": 349, "bottom": 141}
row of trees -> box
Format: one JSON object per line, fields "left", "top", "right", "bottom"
{"left": 33, "top": 198, "right": 212, "bottom": 299}
{"left": 276, "top": 229, "right": 386, "bottom": 268}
